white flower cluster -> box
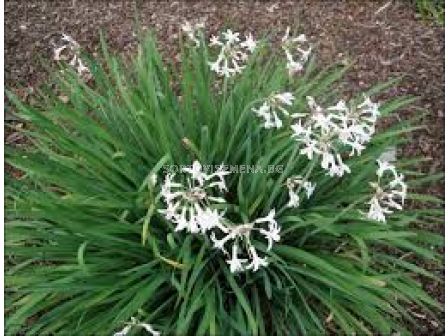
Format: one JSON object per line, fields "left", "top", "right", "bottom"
{"left": 181, "top": 21, "right": 205, "bottom": 48}
{"left": 181, "top": 23, "right": 310, "bottom": 78}
{"left": 291, "top": 95, "right": 380, "bottom": 177}
{"left": 364, "top": 160, "right": 407, "bottom": 223}
{"left": 158, "top": 161, "right": 229, "bottom": 234}
{"left": 252, "top": 92, "right": 295, "bottom": 129}
{"left": 281, "top": 27, "right": 312, "bottom": 76}
{"left": 113, "top": 317, "right": 159, "bottom": 336}
{"left": 50, "top": 33, "right": 91, "bottom": 81}
{"left": 211, "top": 209, "right": 281, "bottom": 273}
{"left": 208, "top": 29, "right": 257, "bottom": 77}
{"left": 159, "top": 161, "right": 280, "bottom": 273}
{"left": 286, "top": 175, "right": 316, "bottom": 208}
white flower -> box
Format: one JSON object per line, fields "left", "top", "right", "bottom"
{"left": 252, "top": 92, "right": 295, "bottom": 129}
{"left": 209, "top": 209, "right": 280, "bottom": 273}
{"left": 255, "top": 209, "right": 276, "bottom": 224}
{"left": 196, "top": 207, "right": 228, "bottom": 233}
{"left": 357, "top": 96, "right": 380, "bottom": 121}
{"left": 259, "top": 221, "right": 281, "bottom": 251}
{"left": 246, "top": 246, "right": 268, "bottom": 272}
{"left": 140, "top": 323, "right": 161, "bottom": 336}
{"left": 376, "top": 159, "right": 395, "bottom": 178}
{"left": 291, "top": 120, "right": 312, "bottom": 139}
{"left": 53, "top": 45, "right": 68, "bottom": 62}
{"left": 366, "top": 196, "right": 390, "bottom": 223}
{"left": 274, "top": 92, "right": 295, "bottom": 106}
{"left": 50, "top": 33, "right": 91, "bottom": 81}
{"left": 206, "top": 164, "right": 231, "bottom": 191}
{"left": 299, "top": 139, "right": 320, "bottom": 160}
{"left": 210, "top": 231, "right": 234, "bottom": 253}
{"left": 286, "top": 59, "right": 304, "bottom": 75}
{"left": 291, "top": 96, "right": 380, "bottom": 177}
{"left": 114, "top": 325, "right": 132, "bottom": 336}
{"left": 287, "top": 189, "right": 301, "bottom": 208}
{"left": 326, "top": 153, "right": 351, "bottom": 177}
{"left": 303, "top": 181, "right": 316, "bottom": 198}
{"left": 223, "top": 29, "right": 240, "bottom": 43}
{"left": 181, "top": 21, "right": 205, "bottom": 47}
{"left": 255, "top": 210, "right": 281, "bottom": 250}
{"left": 182, "top": 160, "right": 207, "bottom": 185}
{"left": 113, "top": 317, "right": 159, "bottom": 336}
{"left": 363, "top": 160, "right": 407, "bottom": 223}
{"left": 208, "top": 29, "right": 257, "bottom": 77}
{"left": 252, "top": 102, "right": 280, "bottom": 128}
{"left": 226, "top": 243, "right": 248, "bottom": 273}
{"left": 286, "top": 176, "right": 316, "bottom": 208}
{"left": 209, "top": 35, "right": 221, "bottom": 46}
{"left": 158, "top": 200, "right": 180, "bottom": 221}
{"left": 240, "top": 33, "right": 257, "bottom": 53}
{"left": 327, "top": 99, "right": 348, "bottom": 113}
{"left": 306, "top": 96, "right": 323, "bottom": 113}
{"left": 159, "top": 161, "right": 229, "bottom": 234}
{"left": 160, "top": 173, "right": 182, "bottom": 203}
{"left": 61, "top": 33, "right": 80, "bottom": 48}
{"left": 281, "top": 27, "right": 312, "bottom": 76}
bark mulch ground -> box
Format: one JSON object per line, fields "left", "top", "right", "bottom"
{"left": 5, "top": 1, "right": 445, "bottom": 334}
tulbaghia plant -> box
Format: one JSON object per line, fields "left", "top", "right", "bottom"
{"left": 290, "top": 95, "right": 380, "bottom": 177}
{"left": 364, "top": 160, "right": 407, "bottom": 223}
{"left": 252, "top": 92, "right": 295, "bottom": 129}
{"left": 50, "top": 33, "right": 92, "bottom": 81}
{"left": 208, "top": 29, "right": 257, "bottom": 77}
{"left": 281, "top": 26, "right": 312, "bottom": 76}
{"left": 158, "top": 161, "right": 229, "bottom": 234}
{"left": 5, "top": 23, "right": 443, "bottom": 336}
{"left": 286, "top": 175, "right": 316, "bottom": 208}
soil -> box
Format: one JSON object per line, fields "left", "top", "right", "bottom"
{"left": 4, "top": 1, "right": 445, "bottom": 334}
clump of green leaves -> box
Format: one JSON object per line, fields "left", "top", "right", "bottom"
{"left": 415, "top": 0, "right": 445, "bottom": 24}
{"left": 5, "top": 28, "right": 443, "bottom": 336}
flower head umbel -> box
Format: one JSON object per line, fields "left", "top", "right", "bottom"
{"left": 113, "top": 317, "right": 160, "bottom": 336}
{"left": 50, "top": 33, "right": 92, "bottom": 81}
{"left": 208, "top": 30, "right": 257, "bottom": 77}
{"left": 158, "top": 161, "right": 229, "bottom": 233}
{"left": 158, "top": 161, "right": 280, "bottom": 273}
{"left": 281, "top": 27, "right": 312, "bottom": 76}
{"left": 363, "top": 160, "right": 407, "bottom": 223}
{"left": 211, "top": 209, "right": 280, "bottom": 273}
{"left": 181, "top": 21, "right": 205, "bottom": 48}
{"left": 286, "top": 175, "right": 316, "bottom": 208}
{"left": 252, "top": 92, "right": 295, "bottom": 129}
{"left": 291, "top": 96, "right": 380, "bottom": 177}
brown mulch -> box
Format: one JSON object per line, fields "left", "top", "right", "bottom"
{"left": 4, "top": 0, "right": 445, "bottom": 334}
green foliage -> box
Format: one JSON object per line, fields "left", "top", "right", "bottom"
{"left": 5, "top": 32, "right": 443, "bottom": 335}
{"left": 414, "top": 0, "right": 445, "bottom": 24}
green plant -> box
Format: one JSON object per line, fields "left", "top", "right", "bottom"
{"left": 415, "top": 0, "right": 445, "bottom": 24}
{"left": 5, "top": 25, "right": 443, "bottom": 335}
